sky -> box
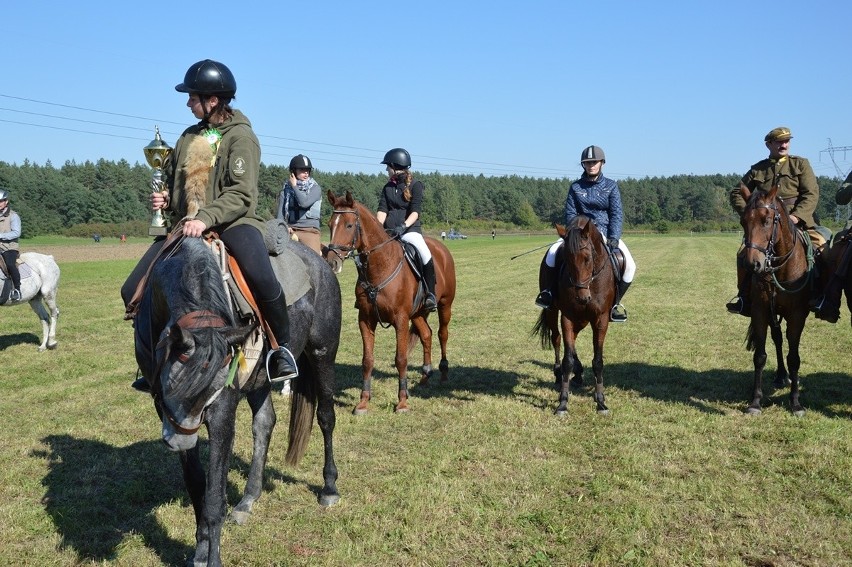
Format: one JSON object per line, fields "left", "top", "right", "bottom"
{"left": 2, "top": 1, "right": 851, "bottom": 182}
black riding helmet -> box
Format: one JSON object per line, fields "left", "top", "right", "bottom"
{"left": 175, "top": 59, "right": 237, "bottom": 98}
{"left": 381, "top": 148, "right": 411, "bottom": 169}
{"left": 289, "top": 154, "right": 313, "bottom": 171}
{"left": 580, "top": 145, "right": 606, "bottom": 163}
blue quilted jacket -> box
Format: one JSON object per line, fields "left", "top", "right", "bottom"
{"left": 564, "top": 174, "right": 624, "bottom": 240}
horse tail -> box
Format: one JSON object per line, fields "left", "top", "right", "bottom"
{"left": 407, "top": 323, "right": 420, "bottom": 357}
{"left": 531, "top": 310, "right": 552, "bottom": 350}
{"left": 285, "top": 357, "right": 316, "bottom": 467}
{"left": 745, "top": 320, "right": 756, "bottom": 352}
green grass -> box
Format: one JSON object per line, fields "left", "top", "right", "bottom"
{"left": 0, "top": 234, "right": 850, "bottom": 566}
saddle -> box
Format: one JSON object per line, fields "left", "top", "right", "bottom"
{"left": 400, "top": 241, "right": 429, "bottom": 312}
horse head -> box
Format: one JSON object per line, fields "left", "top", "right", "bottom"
{"left": 739, "top": 184, "right": 793, "bottom": 274}
{"left": 156, "top": 314, "right": 254, "bottom": 452}
{"left": 325, "top": 190, "right": 362, "bottom": 274}
{"left": 558, "top": 216, "right": 601, "bottom": 305}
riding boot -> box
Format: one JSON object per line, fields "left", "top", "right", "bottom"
{"left": 726, "top": 256, "right": 752, "bottom": 317}
{"left": 422, "top": 260, "right": 438, "bottom": 312}
{"left": 813, "top": 277, "right": 842, "bottom": 323}
{"left": 611, "top": 280, "right": 630, "bottom": 322}
{"left": 258, "top": 288, "right": 299, "bottom": 382}
{"left": 535, "top": 262, "right": 557, "bottom": 309}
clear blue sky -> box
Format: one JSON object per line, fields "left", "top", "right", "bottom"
{"left": 2, "top": 1, "right": 851, "bottom": 181}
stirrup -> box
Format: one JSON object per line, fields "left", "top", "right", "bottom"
{"left": 535, "top": 290, "right": 552, "bottom": 309}
{"left": 811, "top": 296, "right": 840, "bottom": 323}
{"left": 9, "top": 289, "right": 21, "bottom": 301}
{"left": 266, "top": 345, "right": 299, "bottom": 383}
{"left": 610, "top": 303, "right": 628, "bottom": 322}
{"left": 131, "top": 376, "right": 151, "bottom": 393}
{"left": 424, "top": 294, "right": 438, "bottom": 312}
{"left": 726, "top": 296, "right": 748, "bottom": 315}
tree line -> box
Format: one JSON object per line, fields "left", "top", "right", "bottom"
{"left": 0, "top": 159, "right": 846, "bottom": 238}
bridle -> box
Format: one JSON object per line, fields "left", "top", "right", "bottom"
{"left": 151, "top": 310, "right": 233, "bottom": 436}
{"left": 327, "top": 206, "right": 406, "bottom": 327}
{"left": 564, "top": 226, "right": 607, "bottom": 290}
{"left": 743, "top": 195, "right": 812, "bottom": 294}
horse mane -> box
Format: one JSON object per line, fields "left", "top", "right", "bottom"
{"left": 154, "top": 238, "right": 235, "bottom": 399}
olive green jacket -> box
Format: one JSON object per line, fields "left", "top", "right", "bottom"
{"left": 836, "top": 169, "right": 852, "bottom": 205}
{"left": 163, "top": 109, "right": 265, "bottom": 234}
{"left": 729, "top": 155, "right": 819, "bottom": 228}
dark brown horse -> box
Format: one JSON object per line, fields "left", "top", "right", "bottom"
{"left": 814, "top": 227, "right": 852, "bottom": 324}
{"left": 737, "top": 184, "right": 812, "bottom": 416}
{"left": 325, "top": 190, "right": 457, "bottom": 414}
{"left": 533, "top": 216, "right": 616, "bottom": 416}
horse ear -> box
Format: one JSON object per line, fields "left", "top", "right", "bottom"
{"left": 169, "top": 324, "right": 193, "bottom": 353}
{"left": 222, "top": 324, "right": 254, "bottom": 348}
{"left": 326, "top": 190, "right": 336, "bottom": 205}
{"left": 767, "top": 185, "right": 778, "bottom": 200}
{"left": 344, "top": 191, "right": 354, "bottom": 206}
{"left": 739, "top": 183, "right": 751, "bottom": 202}
{"left": 556, "top": 224, "right": 567, "bottom": 238}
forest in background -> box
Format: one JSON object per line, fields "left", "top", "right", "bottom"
{"left": 0, "top": 159, "right": 846, "bottom": 238}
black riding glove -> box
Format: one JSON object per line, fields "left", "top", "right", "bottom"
{"left": 391, "top": 225, "right": 407, "bottom": 238}
{"left": 607, "top": 237, "right": 619, "bottom": 249}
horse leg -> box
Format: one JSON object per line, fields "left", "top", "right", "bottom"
{"left": 314, "top": 359, "right": 341, "bottom": 506}
{"left": 43, "top": 291, "right": 59, "bottom": 350}
{"left": 770, "top": 322, "right": 789, "bottom": 389}
{"left": 410, "top": 316, "right": 433, "bottom": 385}
{"left": 393, "top": 319, "right": 411, "bottom": 413}
{"left": 591, "top": 319, "right": 610, "bottom": 415}
{"left": 746, "top": 323, "right": 768, "bottom": 415}
{"left": 192, "top": 390, "right": 239, "bottom": 567}
{"left": 230, "top": 385, "right": 275, "bottom": 525}
{"left": 355, "top": 316, "right": 377, "bottom": 415}
{"left": 555, "top": 317, "right": 578, "bottom": 416}
{"left": 545, "top": 307, "right": 562, "bottom": 388}
{"left": 786, "top": 319, "right": 806, "bottom": 417}
{"left": 179, "top": 445, "right": 212, "bottom": 567}
{"left": 436, "top": 300, "right": 452, "bottom": 383}
{"left": 28, "top": 297, "right": 51, "bottom": 352}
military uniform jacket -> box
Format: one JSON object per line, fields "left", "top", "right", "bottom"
{"left": 0, "top": 207, "right": 20, "bottom": 252}
{"left": 163, "top": 109, "right": 266, "bottom": 234}
{"left": 730, "top": 155, "right": 819, "bottom": 228}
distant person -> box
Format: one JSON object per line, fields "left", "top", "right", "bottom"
{"left": 811, "top": 169, "right": 852, "bottom": 322}
{"left": 491, "top": 229, "right": 496, "bottom": 240}
{"left": 726, "top": 126, "right": 823, "bottom": 316}
{"left": 377, "top": 147, "right": 437, "bottom": 311}
{"left": 277, "top": 154, "right": 323, "bottom": 255}
{"left": 121, "top": 58, "right": 298, "bottom": 391}
{"left": 441, "top": 230, "right": 446, "bottom": 240}
{"left": 0, "top": 188, "right": 22, "bottom": 301}
{"left": 535, "top": 145, "right": 635, "bottom": 322}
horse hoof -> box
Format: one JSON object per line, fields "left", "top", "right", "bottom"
{"left": 230, "top": 510, "right": 251, "bottom": 525}
{"left": 319, "top": 493, "right": 341, "bottom": 507}
{"left": 554, "top": 408, "right": 567, "bottom": 417}
{"left": 47, "top": 342, "right": 58, "bottom": 350}
{"left": 353, "top": 407, "right": 369, "bottom": 416}
{"left": 745, "top": 407, "right": 762, "bottom": 416}
{"left": 792, "top": 409, "right": 806, "bottom": 418}
{"left": 37, "top": 346, "right": 47, "bottom": 353}
{"left": 394, "top": 406, "right": 410, "bottom": 413}
{"left": 597, "top": 409, "right": 610, "bottom": 416}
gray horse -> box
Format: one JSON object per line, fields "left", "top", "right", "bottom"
{"left": 1, "top": 252, "right": 60, "bottom": 351}
{"left": 132, "top": 235, "right": 341, "bottom": 567}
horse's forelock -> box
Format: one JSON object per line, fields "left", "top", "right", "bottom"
{"left": 166, "top": 327, "right": 230, "bottom": 400}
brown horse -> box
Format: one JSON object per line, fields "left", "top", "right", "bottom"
{"left": 737, "top": 184, "right": 813, "bottom": 416}
{"left": 532, "top": 216, "right": 616, "bottom": 416}
{"left": 813, "top": 227, "right": 852, "bottom": 324}
{"left": 325, "top": 190, "right": 456, "bottom": 414}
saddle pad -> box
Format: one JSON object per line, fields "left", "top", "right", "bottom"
{"left": 0, "top": 262, "right": 33, "bottom": 281}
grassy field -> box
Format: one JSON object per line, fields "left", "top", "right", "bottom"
{"left": 0, "top": 234, "right": 850, "bottom": 567}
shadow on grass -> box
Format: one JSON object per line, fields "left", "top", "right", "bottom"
{"left": 330, "top": 356, "right": 851, "bottom": 420}
{"left": 34, "top": 433, "right": 313, "bottom": 565}
{"left": 0, "top": 331, "right": 41, "bottom": 350}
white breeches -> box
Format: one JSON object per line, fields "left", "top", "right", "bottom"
{"left": 402, "top": 232, "right": 432, "bottom": 263}
{"left": 544, "top": 238, "right": 635, "bottom": 283}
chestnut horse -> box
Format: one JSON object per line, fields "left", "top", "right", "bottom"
{"left": 737, "top": 184, "right": 813, "bottom": 416}
{"left": 325, "top": 190, "right": 456, "bottom": 414}
{"left": 532, "top": 216, "right": 616, "bottom": 416}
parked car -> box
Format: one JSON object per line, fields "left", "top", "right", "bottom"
{"left": 447, "top": 229, "right": 467, "bottom": 240}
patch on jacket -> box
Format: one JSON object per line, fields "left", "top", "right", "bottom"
{"left": 232, "top": 157, "right": 246, "bottom": 176}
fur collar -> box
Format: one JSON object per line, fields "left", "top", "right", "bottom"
{"left": 183, "top": 135, "right": 215, "bottom": 218}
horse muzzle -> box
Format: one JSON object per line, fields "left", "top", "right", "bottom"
{"left": 162, "top": 420, "right": 199, "bottom": 452}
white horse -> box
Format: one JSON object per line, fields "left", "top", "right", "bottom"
{"left": 1, "top": 252, "right": 60, "bottom": 351}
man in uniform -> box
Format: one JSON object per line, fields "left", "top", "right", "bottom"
{"left": 726, "top": 126, "right": 823, "bottom": 316}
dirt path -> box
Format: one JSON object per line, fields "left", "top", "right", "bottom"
{"left": 21, "top": 243, "right": 150, "bottom": 263}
